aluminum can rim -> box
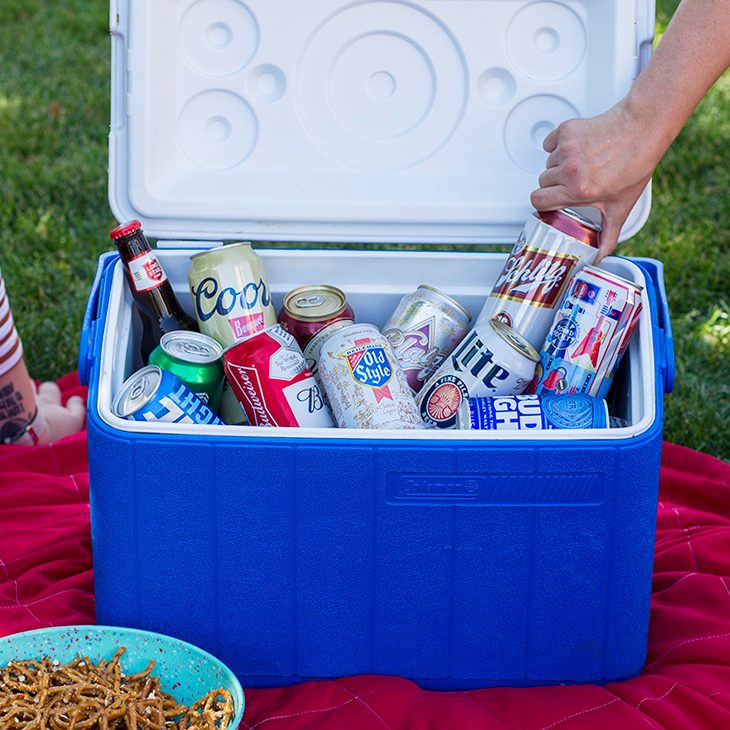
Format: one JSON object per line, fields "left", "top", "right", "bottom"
{"left": 416, "top": 284, "right": 472, "bottom": 321}
{"left": 189, "top": 241, "right": 253, "bottom": 262}
{"left": 112, "top": 365, "right": 162, "bottom": 418}
{"left": 160, "top": 331, "right": 223, "bottom": 364}
{"left": 282, "top": 284, "right": 348, "bottom": 321}
{"left": 489, "top": 318, "right": 540, "bottom": 363}
{"left": 580, "top": 265, "right": 645, "bottom": 294}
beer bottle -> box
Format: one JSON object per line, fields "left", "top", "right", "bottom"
{"left": 110, "top": 220, "right": 198, "bottom": 361}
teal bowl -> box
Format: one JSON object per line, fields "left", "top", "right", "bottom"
{"left": 0, "top": 625, "right": 244, "bottom": 727}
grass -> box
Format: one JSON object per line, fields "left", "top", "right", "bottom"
{"left": 0, "top": 0, "right": 727, "bottom": 460}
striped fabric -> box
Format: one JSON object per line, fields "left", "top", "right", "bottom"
{"left": 0, "top": 268, "right": 23, "bottom": 377}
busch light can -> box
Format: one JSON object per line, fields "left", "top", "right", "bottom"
{"left": 528, "top": 266, "right": 643, "bottom": 399}
{"left": 318, "top": 323, "right": 423, "bottom": 430}
{"left": 478, "top": 208, "right": 601, "bottom": 349}
{"left": 383, "top": 285, "right": 471, "bottom": 395}
{"left": 112, "top": 365, "right": 224, "bottom": 425}
{"left": 416, "top": 318, "right": 539, "bottom": 429}
{"left": 457, "top": 393, "right": 609, "bottom": 431}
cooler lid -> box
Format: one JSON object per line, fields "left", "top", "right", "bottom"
{"left": 109, "top": 0, "right": 655, "bottom": 244}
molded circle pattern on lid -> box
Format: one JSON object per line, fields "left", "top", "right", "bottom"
{"left": 296, "top": 1, "right": 467, "bottom": 170}
{"left": 504, "top": 94, "right": 579, "bottom": 173}
{"left": 506, "top": 1, "right": 586, "bottom": 82}
{"left": 477, "top": 67, "right": 517, "bottom": 107}
{"left": 179, "top": 0, "right": 259, "bottom": 77}
{"left": 247, "top": 64, "right": 287, "bottom": 103}
{"left": 178, "top": 91, "right": 258, "bottom": 169}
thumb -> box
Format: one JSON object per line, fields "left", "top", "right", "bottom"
{"left": 594, "top": 213, "right": 625, "bottom": 264}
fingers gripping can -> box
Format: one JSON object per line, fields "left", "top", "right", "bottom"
{"left": 416, "top": 318, "right": 539, "bottom": 429}
{"left": 223, "top": 325, "right": 334, "bottom": 428}
{"left": 318, "top": 323, "right": 423, "bottom": 430}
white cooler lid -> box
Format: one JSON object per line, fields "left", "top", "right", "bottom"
{"left": 109, "top": 0, "right": 655, "bottom": 244}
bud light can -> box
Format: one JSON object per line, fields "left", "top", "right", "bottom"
{"left": 318, "top": 323, "right": 423, "bottom": 430}
{"left": 416, "top": 318, "right": 539, "bottom": 429}
{"left": 477, "top": 208, "right": 601, "bottom": 349}
{"left": 188, "top": 242, "right": 276, "bottom": 347}
{"left": 457, "top": 393, "right": 609, "bottom": 431}
{"left": 223, "top": 325, "right": 334, "bottom": 428}
{"left": 112, "top": 365, "right": 224, "bottom": 426}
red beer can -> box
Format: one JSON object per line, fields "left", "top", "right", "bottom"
{"left": 223, "top": 325, "right": 334, "bottom": 428}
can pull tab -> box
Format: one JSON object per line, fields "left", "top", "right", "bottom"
{"left": 295, "top": 295, "right": 326, "bottom": 309}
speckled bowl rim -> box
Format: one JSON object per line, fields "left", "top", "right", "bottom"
{"left": 0, "top": 624, "right": 245, "bottom": 725}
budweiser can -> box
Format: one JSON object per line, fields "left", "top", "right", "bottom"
{"left": 382, "top": 285, "right": 471, "bottom": 394}
{"left": 318, "top": 323, "right": 423, "bottom": 430}
{"left": 416, "top": 318, "right": 538, "bottom": 429}
{"left": 112, "top": 365, "right": 224, "bottom": 425}
{"left": 188, "top": 242, "right": 276, "bottom": 347}
{"left": 478, "top": 208, "right": 601, "bottom": 348}
{"left": 278, "top": 285, "right": 355, "bottom": 375}
{"left": 529, "top": 266, "right": 643, "bottom": 399}
{"left": 223, "top": 325, "right": 334, "bottom": 428}
{"left": 458, "top": 394, "right": 609, "bottom": 431}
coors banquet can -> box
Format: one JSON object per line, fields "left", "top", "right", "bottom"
{"left": 318, "top": 323, "right": 423, "bottom": 430}
{"left": 382, "top": 285, "right": 471, "bottom": 395}
{"left": 478, "top": 208, "right": 601, "bottom": 349}
{"left": 416, "top": 318, "right": 539, "bottom": 429}
{"left": 188, "top": 242, "right": 276, "bottom": 348}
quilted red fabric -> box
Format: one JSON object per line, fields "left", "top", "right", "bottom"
{"left": 1, "top": 373, "right": 729, "bottom": 729}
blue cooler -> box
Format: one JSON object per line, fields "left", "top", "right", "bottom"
{"left": 81, "top": 0, "right": 673, "bottom": 688}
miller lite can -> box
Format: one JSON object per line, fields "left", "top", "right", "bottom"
{"left": 478, "top": 208, "right": 601, "bottom": 349}
{"left": 416, "top": 318, "right": 539, "bottom": 429}
{"left": 529, "top": 266, "right": 643, "bottom": 399}
{"left": 318, "top": 323, "right": 423, "bottom": 430}
{"left": 188, "top": 242, "right": 276, "bottom": 348}
{"left": 112, "top": 365, "right": 224, "bottom": 426}
{"left": 382, "top": 285, "right": 472, "bottom": 395}
{"left": 457, "top": 393, "right": 609, "bottom": 431}
{"left": 223, "top": 325, "right": 334, "bottom": 428}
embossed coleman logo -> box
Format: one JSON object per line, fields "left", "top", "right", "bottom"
{"left": 341, "top": 338, "right": 394, "bottom": 402}
{"left": 492, "top": 247, "right": 578, "bottom": 307}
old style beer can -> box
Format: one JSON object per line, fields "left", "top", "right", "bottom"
{"left": 223, "top": 325, "right": 334, "bottom": 428}
{"left": 382, "top": 285, "right": 471, "bottom": 394}
{"left": 416, "top": 318, "right": 539, "bottom": 429}
{"left": 278, "top": 285, "right": 355, "bottom": 375}
{"left": 188, "top": 242, "right": 276, "bottom": 347}
{"left": 457, "top": 393, "right": 609, "bottom": 431}
{"left": 478, "top": 208, "right": 601, "bottom": 349}
{"left": 112, "top": 365, "right": 224, "bottom": 425}
{"left": 529, "top": 266, "right": 643, "bottom": 399}
{"left": 148, "top": 331, "right": 224, "bottom": 411}
{"left": 318, "top": 323, "right": 423, "bottom": 430}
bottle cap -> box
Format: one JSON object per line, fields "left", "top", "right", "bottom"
{"left": 110, "top": 220, "right": 143, "bottom": 241}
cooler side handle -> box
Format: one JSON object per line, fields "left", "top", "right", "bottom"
{"left": 633, "top": 257, "right": 675, "bottom": 394}
{"left": 78, "top": 253, "right": 119, "bottom": 386}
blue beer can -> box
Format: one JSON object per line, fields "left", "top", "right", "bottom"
{"left": 112, "top": 365, "right": 224, "bottom": 426}
{"left": 458, "top": 393, "right": 609, "bottom": 430}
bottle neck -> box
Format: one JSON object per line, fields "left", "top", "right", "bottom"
{"left": 114, "top": 231, "right": 152, "bottom": 262}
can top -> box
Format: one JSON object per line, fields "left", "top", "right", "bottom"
{"left": 417, "top": 284, "right": 472, "bottom": 322}
{"left": 490, "top": 318, "right": 540, "bottom": 363}
{"left": 160, "top": 331, "right": 224, "bottom": 364}
{"left": 580, "top": 265, "right": 645, "bottom": 295}
{"left": 283, "top": 285, "right": 349, "bottom": 321}
{"left": 538, "top": 208, "right": 602, "bottom": 248}
{"left": 189, "top": 241, "right": 253, "bottom": 262}
{"left": 112, "top": 365, "right": 162, "bottom": 418}
{"left": 109, "top": 220, "right": 142, "bottom": 241}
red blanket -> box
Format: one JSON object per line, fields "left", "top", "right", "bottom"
{"left": 1, "top": 373, "right": 729, "bottom": 729}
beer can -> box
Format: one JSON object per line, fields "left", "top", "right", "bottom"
{"left": 188, "top": 242, "right": 276, "bottom": 348}
{"left": 112, "top": 365, "right": 224, "bottom": 426}
{"left": 149, "top": 331, "right": 224, "bottom": 410}
{"left": 318, "top": 323, "right": 423, "bottom": 430}
{"left": 416, "top": 318, "right": 539, "bottom": 429}
{"left": 218, "top": 379, "right": 249, "bottom": 426}
{"left": 223, "top": 325, "right": 334, "bottom": 428}
{"left": 278, "top": 285, "right": 355, "bottom": 375}
{"left": 382, "top": 285, "right": 471, "bottom": 394}
{"left": 458, "top": 394, "right": 609, "bottom": 431}
{"left": 478, "top": 208, "right": 601, "bottom": 349}
{"left": 528, "top": 266, "right": 643, "bottom": 399}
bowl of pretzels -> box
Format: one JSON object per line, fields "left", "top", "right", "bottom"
{"left": 0, "top": 624, "right": 244, "bottom": 728}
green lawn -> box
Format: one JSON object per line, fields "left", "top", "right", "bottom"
{"left": 0, "top": 1, "right": 727, "bottom": 459}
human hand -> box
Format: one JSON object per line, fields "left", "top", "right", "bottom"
{"left": 35, "top": 382, "right": 86, "bottom": 443}
{"left": 530, "top": 100, "right": 665, "bottom": 262}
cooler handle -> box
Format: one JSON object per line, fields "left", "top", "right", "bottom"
{"left": 78, "top": 253, "right": 118, "bottom": 386}
{"left": 633, "top": 257, "right": 675, "bottom": 394}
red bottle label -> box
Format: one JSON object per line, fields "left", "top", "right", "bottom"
{"left": 127, "top": 251, "right": 168, "bottom": 292}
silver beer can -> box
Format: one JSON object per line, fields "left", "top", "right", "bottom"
{"left": 416, "top": 318, "right": 539, "bottom": 429}
{"left": 383, "top": 285, "right": 471, "bottom": 395}
{"left": 319, "top": 323, "right": 423, "bottom": 430}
